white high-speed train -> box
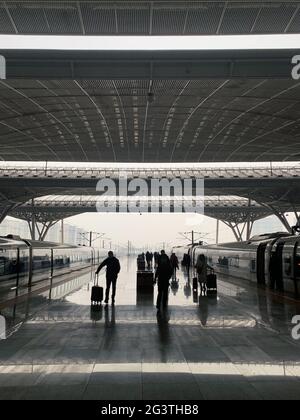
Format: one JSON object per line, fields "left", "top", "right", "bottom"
{"left": 0, "top": 235, "right": 108, "bottom": 296}
{"left": 173, "top": 232, "right": 300, "bottom": 298}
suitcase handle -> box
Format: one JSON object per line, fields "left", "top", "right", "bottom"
{"left": 94, "top": 272, "right": 99, "bottom": 286}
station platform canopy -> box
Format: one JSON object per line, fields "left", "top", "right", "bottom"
{"left": 10, "top": 194, "right": 272, "bottom": 241}
{"left": 0, "top": 3, "right": 299, "bottom": 164}
{"left": 0, "top": 163, "right": 299, "bottom": 233}
{"left": 0, "top": 78, "right": 300, "bottom": 163}
{"left": 11, "top": 194, "right": 270, "bottom": 219}
{"left": 1, "top": 1, "right": 300, "bottom": 36}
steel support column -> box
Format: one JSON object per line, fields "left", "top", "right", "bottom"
{"left": 222, "top": 219, "right": 254, "bottom": 242}
{"left": 267, "top": 206, "right": 293, "bottom": 234}
{"left": 0, "top": 203, "right": 19, "bottom": 224}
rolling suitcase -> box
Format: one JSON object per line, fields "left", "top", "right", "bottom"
{"left": 207, "top": 268, "right": 217, "bottom": 296}
{"left": 193, "top": 277, "right": 198, "bottom": 292}
{"left": 91, "top": 273, "right": 103, "bottom": 307}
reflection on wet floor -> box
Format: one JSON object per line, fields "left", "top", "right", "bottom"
{"left": 0, "top": 256, "right": 300, "bottom": 400}
{"left": 0, "top": 315, "right": 5, "bottom": 340}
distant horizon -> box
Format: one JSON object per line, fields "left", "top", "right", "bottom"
{"left": 2, "top": 212, "right": 288, "bottom": 250}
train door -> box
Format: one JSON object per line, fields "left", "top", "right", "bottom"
{"left": 257, "top": 243, "right": 267, "bottom": 285}
{"left": 270, "top": 241, "right": 284, "bottom": 291}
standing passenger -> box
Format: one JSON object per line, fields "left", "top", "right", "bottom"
{"left": 185, "top": 253, "right": 191, "bottom": 272}
{"left": 146, "top": 251, "right": 152, "bottom": 270}
{"left": 96, "top": 251, "right": 121, "bottom": 305}
{"left": 170, "top": 253, "right": 179, "bottom": 280}
{"left": 149, "top": 252, "right": 154, "bottom": 268}
{"left": 195, "top": 254, "right": 211, "bottom": 296}
{"left": 154, "top": 252, "right": 159, "bottom": 267}
{"left": 155, "top": 251, "right": 173, "bottom": 311}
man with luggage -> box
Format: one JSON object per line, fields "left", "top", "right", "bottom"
{"left": 195, "top": 254, "right": 214, "bottom": 296}
{"left": 96, "top": 251, "right": 121, "bottom": 305}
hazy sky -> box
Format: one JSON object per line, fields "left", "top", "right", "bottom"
{"left": 65, "top": 212, "right": 286, "bottom": 252}
{"left": 66, "top": 212, "right": 233, "bottom": 250}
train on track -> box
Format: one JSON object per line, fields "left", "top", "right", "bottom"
{"left": 173, "top": 232, "right": 300, "bottom": 298}
{"left": 0, "top": 235, "right": 107, "bottom": 294}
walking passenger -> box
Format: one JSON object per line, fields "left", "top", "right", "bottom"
{"left": 195, "top": 254, "right": 211, "bottom": 296}
{"left": 154, "top": 252, "right": 159, "bottom": 267}
{"left": 96, "top": 251, "right": 121, "bottom": 305}
{"left": 170, "top": 253, "right": 179, "bottom": 280}
{"left": 146, "top": 251, "right": 152, "bottom": 270}
{"left": 149, "top": 252, "right": 154, "bottom": 268}
{"left": 185, "top": 253, "right": 191, "bottom": 272}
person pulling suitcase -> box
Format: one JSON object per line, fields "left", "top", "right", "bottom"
{"left": 95, "top": 251, "right": 121, "bottom": 305}
{"left": 195, "top": 254, "right": 213, "bottom": 296}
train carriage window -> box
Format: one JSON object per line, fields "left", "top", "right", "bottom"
{"left": 19, "top": 250, "right": 29, "bottom": 274}
{"left": 230, "top": 256, "right": 240, "bottom": 268}
{"left": 0, "top": 249, "right": 18, "bottom": 276}
{"left": 0, "top": 256, "right": 6, "bottom": 276}
{"left": 32, "top": 249, "right": 51, "bottom": 272}
{"left": 218, "top": 256, "right": 229, "bottom": 267}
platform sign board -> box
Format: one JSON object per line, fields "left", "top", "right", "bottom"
{"left": 0, "top": 55, "right": 6, "bottom": 79}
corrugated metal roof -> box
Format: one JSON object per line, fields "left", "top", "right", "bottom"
{"left": 0, "top": 78, "right": 300, "bottom": 163}
{"left": 0, "top": 1, "right": 299, "bottom": 36}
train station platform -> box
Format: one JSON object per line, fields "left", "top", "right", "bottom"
{"left": 1, "top": 257, "right": 300, "bottom": 400}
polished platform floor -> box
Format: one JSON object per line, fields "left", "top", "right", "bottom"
{"left": 1, "top": 256, "right": 300, "bottom": 400}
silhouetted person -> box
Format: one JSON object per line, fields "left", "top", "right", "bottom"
{"left": 170, "top": 253, "right": 179, "bottom": 279}
{"left": 154, "top": 252, "right": 159, "bottom": 267}
{"left": 146, "top": 251, "right": 152, "bottom": 270}
{"left": 185, "top": 253, "right": 191, "bottom": 272}
{"left": 222, "top": 257, "right": 229, "bottom": 267}
{"left": 195, "top": 254, "right": 212, "bottom": 296}
{"left": 137, "top": 254, "right": 146, "bottom": 271}
{"left": 149, "top": 252, "right": 154, "bottom": 268}
{"left": 96, "top": 251, "right": 121, "bottom": 305}
{"left": 155, "top": 250, "right": 173, "bottom": 312}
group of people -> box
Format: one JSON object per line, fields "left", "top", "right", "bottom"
{"left": 138, "top": 251, "right": 167, "bottom": 270}
{"left": 95, "top": 249, "right": 211, "bottom": 310}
